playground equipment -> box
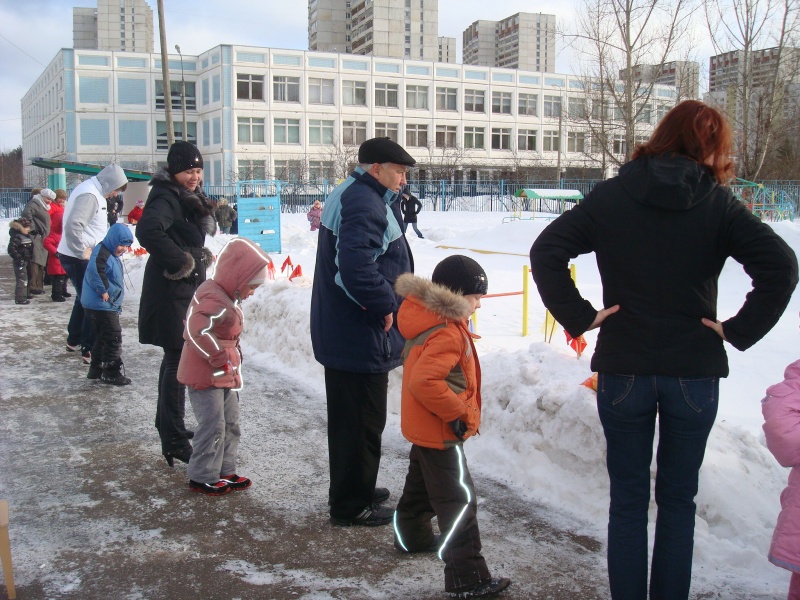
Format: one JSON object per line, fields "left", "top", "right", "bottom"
{"left": 502, "top": 188, "right": 584, "bottom": 223}
{"left": 731, "top": 178, "right": 795, "bottom": 222}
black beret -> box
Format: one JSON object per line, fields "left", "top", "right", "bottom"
{"left": 167, "top": 141, "right": 204, "bottom": 175}
{"left": 358, "top": 137, "right": 416, "bottom": 166}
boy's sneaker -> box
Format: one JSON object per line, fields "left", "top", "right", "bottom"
{"left": 373, "top": 487, "right": 390, "bottom": 504}
{"left": 330, "top": 503, "right": 394, "bottom": 527}
{"left": 81, "top": 351, "right": 91, "bottom": 364}
{"left": 189, "top": 480, "right": 231, "bottom": 496}
{"left": 450, "top": 578, "right": 511, "bottom": 598}
{"left": 220, "top": 474, "right": 252, "bottom": 490}
{"left": 66, "top": 343, "right": 79, "bottom": 352}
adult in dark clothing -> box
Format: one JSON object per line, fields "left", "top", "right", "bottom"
{"left": 310, "top": 137, "right": 415, "bottom": 526}
{"left": 136, "top": 141, "right": 216, "bottom": 467}
{"left": 106, "top": 194, "right": 124, "bottom": 226}
{"left": 214, "top": 198, "right": 237, "bottom": 234}
{"left": 400, "top": 191, "right": 424, "bottom": 238}
{"left": 21, "top": 188, "right": 54, "bottom": 296}
{"left": 530, "top": 100, "right": 799, "bottom": 600}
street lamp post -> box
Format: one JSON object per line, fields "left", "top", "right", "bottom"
{"left": 175, "top": 44, "right": 187, "bottom": 141}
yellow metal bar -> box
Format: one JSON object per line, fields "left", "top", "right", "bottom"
{"left": 522, "top": 265, "right": 529, "bottom": 336}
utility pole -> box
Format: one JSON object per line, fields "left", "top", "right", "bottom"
{"left": 175, "top": 45, "right": 187, "bottom": 141}
{"left": 156, "top": 0, "right": 175, "bottom": 147}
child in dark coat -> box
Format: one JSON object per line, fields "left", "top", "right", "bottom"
{"left": 393, "top": 255, "right": 510, "bottom": 598}
{"left": 81, "top": 223, "right": 134, "bottom": 385}
{"left": 7, "top": 217, "right": 34, "bottom": 305}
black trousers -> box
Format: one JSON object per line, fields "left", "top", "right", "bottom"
{"left": 324, "top": 367, "right": 388, "bottom": 519}
{"left": 85, "top": 309, "right": 123, "bottom": 366}
{"left": 394, "top": 444, "right": 490, "bottom": 592}
{"left": 13, "top": 259, "right": 29, "bottom": 303}
{"left": 155, "top": 347, "right": 191, "bottom": 453}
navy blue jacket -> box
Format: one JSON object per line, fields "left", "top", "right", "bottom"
{"left": 310, "top": 167, "right": 413, "bottom": 373}
{"left": 530, "top": 154, "right": 798, "bottom": 377}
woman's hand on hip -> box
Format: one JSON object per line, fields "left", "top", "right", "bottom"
{"left": 701, "top": 318, "right": 728, "bottom": 341}
{"left": 587, "top": 304, "right": 620, "bottom": 331}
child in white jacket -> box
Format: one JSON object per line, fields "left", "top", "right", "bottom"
{"left": 762, "top": 357, "right": 800, "bottom": 600}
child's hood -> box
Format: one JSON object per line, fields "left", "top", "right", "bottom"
{"left": 101, "top": 223, "right": 134, "bottom": 251}
{"left": 212, "top": 238, "right": 272, "bottom": 297}
{"left": 395, "top": 272, "right": 474, "bottom": 340}
{"left": 10, "top": 219, "right": 32, "bottom": 234}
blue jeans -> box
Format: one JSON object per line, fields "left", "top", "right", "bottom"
{"left": 597, "top": 373, "right": 719, "bottom": 600}
{"left": 60, "top": 254, "right": 95, "bottom": 354}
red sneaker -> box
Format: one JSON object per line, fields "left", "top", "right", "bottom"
{"left": 220, "top": 474, "right": 252, "bottom": 490}
{"left": 189, "top": 480, "right": 231, "bottom": 496}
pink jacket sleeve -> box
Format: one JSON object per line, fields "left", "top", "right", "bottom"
{"left": 762, "top": 359, "right": 800, "bottom": 468}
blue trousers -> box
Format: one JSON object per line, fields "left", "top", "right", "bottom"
{"left": 597, "top": 373, "right": 719, "bottom": 600}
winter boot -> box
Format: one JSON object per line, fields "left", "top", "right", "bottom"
{"left": 51, "top": 275, "right": 66, "bottom": 302}
{"left": 449, "top": 578, "right": 512, "bottom": 598}
{"left": 101, "top": 359, "right": 131, "bottom": 386}
{"left": 61, "top": 276, "right": 72, "bottom": 298}
{"left": 87, "top": 361, "right": 104, "bottom": 380}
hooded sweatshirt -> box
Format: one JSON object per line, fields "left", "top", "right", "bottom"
{"left": 530, "top": 154, "right": 798, "bottom": 377}
{"left": 177, "top": 238, "right": 271, "bottom": 390}
{"left": 395, "top": 273, "right": 482, "bottom": 450}
{"left": 81, "top": 223, "right": 134, "bottom": 312}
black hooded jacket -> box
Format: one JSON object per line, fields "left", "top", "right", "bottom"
{"left": 530, "top": 154, "right": 798, "bottom": 377}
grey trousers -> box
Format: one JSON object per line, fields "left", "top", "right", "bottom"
{"left": 186, "top": 386, "right": 241, "bottom": 484}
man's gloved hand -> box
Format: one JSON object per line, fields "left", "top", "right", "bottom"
{"left": 449, "top": 419, "right": 467, "bottom": 441}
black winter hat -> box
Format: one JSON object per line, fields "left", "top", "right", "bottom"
{"left": 167, "top": 141, "right": 204, "bottom": 175}
{"left": 432, "top": 255, "right": 488, "bottom": 296}
{"left": 358, "top": 137, "right": 416, "bottom": 166}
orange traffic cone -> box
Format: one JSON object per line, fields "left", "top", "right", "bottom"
{"left": 288, "top": 264, "right": 303, "bottom": 281}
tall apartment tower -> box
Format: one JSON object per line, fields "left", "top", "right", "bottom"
{"left": 621, "top": 61, "right": 701, "bottom": 100}
{"left": 438, "top": 36, "right": 456, "bottom": 63}
{"left": 463, "top": 13, "right": 556, "bottom": 72}
{"left": 73, "top": 0, "right": 154, "bottom": 53}
{"left": 308, "top": 0, "right": 440, "bottom": 60}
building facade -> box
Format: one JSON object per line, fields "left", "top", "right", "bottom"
{"left": 438, "top": 37, "right": 456, "bottom": 64}
{"left": 621, "top": 61, "right": 700, "bottom": 101}
{"left": 73, "top": 0, "right": 154, "bottom": 53}
{"left": 463, "top": 13, "right": 556, "bottom": 73}
{"left": 21, "top": 45, "right": 677, "bottom": 186}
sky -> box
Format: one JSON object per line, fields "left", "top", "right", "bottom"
{"left": 1, "top": 206, "right": 798, "bottom": 595}
{"left": 0, "top": 0, "right": 595, "bottom": 151}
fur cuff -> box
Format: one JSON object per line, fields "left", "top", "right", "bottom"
{"left": 202, "top": 215, "right": 217, "bottom": 237}
{"left": 164, "top": 252, "right": 195, "bottom": 280}
{"left": 200, "top": 247, "right": 214, "bottom": 267}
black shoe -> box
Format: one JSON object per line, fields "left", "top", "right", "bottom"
{"left": 51, "top": 296, "right": 66, "bottom": 302}
{"left": 330, "top": 503, "right": 394, "bottom": 527}
{"left": 220, "top": 473, "right": 252, "bottom": 490}
{"left": 450, "top": 578, "right": 511, "bottom": 598}
{"left": 30, "top": 289, "right": 45, "bottom": 295}
{"left": 163, "top": 445, "right": 193, "bottom": 467}
{"left": 373, "top": 487, "right": 390, "bottom": 504}
{"left": 394, "top": 533, "right": 441, "bottom": 553}
{"left": 62, "top": 291, "right": 72, "bottom": 298}
{"left": 101, "top": 372, "right": 131, "bottom": 385}
{"left": 87, "top": 364, "right": 103, "bottom": 380}
{"left": 189, "top": 480, "right": 231, "bottom": 496}
{"left": 186, "top": 430, "right": 195, "bottom": 440}
{"left": 15, "top": 300, "right": 30, "bottom": 305}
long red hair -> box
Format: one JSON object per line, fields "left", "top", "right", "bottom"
{"left": 632, "top": 100, "right": 735, "bottom": 182}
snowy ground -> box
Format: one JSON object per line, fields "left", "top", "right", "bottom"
{"left": 1, "top": 208, "right": 798, "bottom": 597}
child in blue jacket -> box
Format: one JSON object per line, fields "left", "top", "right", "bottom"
{"left": 81, "top": 223, "right": 134, "bottom": 385}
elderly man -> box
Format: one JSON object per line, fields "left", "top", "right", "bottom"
{"left": 57, "top": 164, "right": 129, "bottom": 364}
{"left": 310, "top": 137, "right": 415, "bottom": 526}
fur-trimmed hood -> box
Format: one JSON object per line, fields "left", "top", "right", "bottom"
{"left": 395, "top": 272, "right": 477, "bottom": 342}
{"left": 150, "top": 168, "right": 215, "bottom": 221}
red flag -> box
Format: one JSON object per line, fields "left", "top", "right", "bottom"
{"left": 280, "top": 256, "right": 293, "bottom": 273}
{"left": 267, "top": 261, "right": 276, "bottom": 280}
{"left": 564, "top": 330, "right": 587, "bottom": 358}
{"left": 288, "top": 264, "right": 303, "bottom": 281}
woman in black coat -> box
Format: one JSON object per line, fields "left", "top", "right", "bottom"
{"left": 136, "top": 142, "right": 216, "bottom": 466}
{"left": 400, "top": 191, "right": 424, "bottom": 238}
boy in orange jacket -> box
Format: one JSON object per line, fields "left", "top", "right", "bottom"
{"left": 392, "top": 255, "right": 511, "bottom": 599}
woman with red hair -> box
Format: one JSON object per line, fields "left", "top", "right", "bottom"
{"left": 530, "top": 100, "right": 798, "bottom": 599}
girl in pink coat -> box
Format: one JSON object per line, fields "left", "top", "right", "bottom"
{"left": 762, "top": 357, "right": 800, "bottom": 599}
{"left": 306, "top": 200, "right": 322, "bottom": 231}
{"left": 177, "top": 237, "right": 272, "bottom": 496}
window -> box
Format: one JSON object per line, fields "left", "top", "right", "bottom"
{"left": 156, "top": 121, "right": 196, "bottom": 150}
{"left": 435, "top": 125, "right": 457, "bottom": 148}
{"left": 406, "top": 124, "right": 428, "bottom": 146}
{"left": 375, "top": 83, "right": 399, "bottom": 108}
{"left": 406, "top": 85, "right": 429, "bottom": 110}
{"left": 491, "top": 128, "right": 511, "bottom": 150}
{"left": 156, "top": 80, "right": 197, "bottom": 111}
{"left": 592, "top": 100, "right": 610, "bottom": 120}
{"left": 309, "top": 160, "right": 334, "bottom": 181}
{"left": 613, "top": 134, "right": 627, "bottom": 154}
{"left": 79, "top": 76, "right": 109, "bottom": 103}
{"left": 463, "top": 126, "right": 484, "bottom": 149}
{"left": 274, "top": 118, "right": 300, "bottom": 143}
{"left": 567, "top": 132, "right": 586, "bottom": 153}
{"left": 80, "top": 119, "right": 110, "bottom": 145}
{"left": 543, "top": 130, "right": 560, "bottom": 152}
{"left": 342, "top": 120, "right": 367, "bottom": 145}
{"left": 238, "top": 160, "right": 266, "bottom": 181}
{"left": 375, "top": 122, "right": 399, "bottom": 142}
{"left": 569, "top": 98, "right": 587, "bottom": 119}
{"left": 518, "top": 93, "right": 537, "bottom": 116}
{"left": 237, "top": 117, "right": 265, "bottom": 143}
{"left": 656, "top": 103, "right": 671, "bottom": 122}
{"left": 274, "top": 159, "right": 304, "bottom": 181}
{"left": 518, "top": 129, "right": 537, "bottom": 151}
{"left": 119, "top": 120, "right": 147, "bottom": 146}
{"left": 492, "top": 91, "right": 512, "bottom": 114}
{"left": 273, "top": 76, "right": 300, "bottom": 102}
{"left": 343, "top": 80, "right": 367, "bottom": 106}
{"left": 637, "top": 103, "right": 651, "bottom": 123}
{"left": 543, "top": 95, "right": 562, "bottom": 118}
{"left": 237, "top": 74, "right": 264, "bottom": 101}
{"left": 308, "top": 119, "right": 334, "bottom": 145}
{"left": 464, "top": 89, "right": 485, "bottom": 112}
{"left": 436, "top": 87, "right": 457, "bottom": 111}
{"left": 309, "top": 78, "right": 334, "bottom": 104}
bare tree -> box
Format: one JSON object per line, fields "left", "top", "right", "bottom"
{"left": 564, "top": 0, "right": 698, "bottom": 173}
{"left": 704, "top": 0, "right": 800, "bottom": 179}
{"left": 423, "top": 143, "right": 467, "bottom": 181}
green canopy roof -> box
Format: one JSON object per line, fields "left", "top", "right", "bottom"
{"left": 515, "top": 188, "right": 584, "bottom": 200}
{"left": 31, "top": 157, "right": 153, "bottom": 181}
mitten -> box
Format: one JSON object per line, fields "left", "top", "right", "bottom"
{"left": 449, "top": 419, "right": 467, "bottom": 441}
{"left": 200, "top": 247, "right": 214, "bottom": 267}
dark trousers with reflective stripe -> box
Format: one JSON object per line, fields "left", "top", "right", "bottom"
{"left": 394, "top": 444, "right": 490, "bottom": 592}
{"left": 325, "top": 367, "right": 388, "bottom": 519}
